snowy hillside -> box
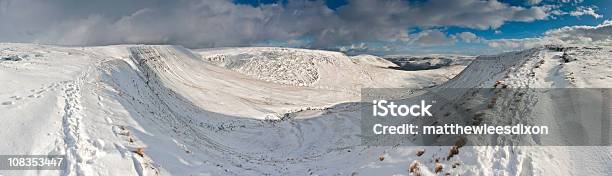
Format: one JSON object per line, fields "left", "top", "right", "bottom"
{"left": 400, "top": 45, "right": 612, "bottom": 175}
{"left": 350, "top": 54, "right": 399, "bottom": 68}
{"left": 196, "top": 47, "right": 460, "bottom": 92}
{"left": 0, "top": 44, "right": 610, "bottom": 176}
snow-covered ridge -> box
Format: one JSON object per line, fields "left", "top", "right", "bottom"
{"left": 350, "top": 54, "right": 398, "bottom": 68}
{"left": 443, "top": 45, "right": 612, "bottom": 88}
{"left": 440, "top": 48, "right": 540, "bottom": 88}
{"left": 418, "top": 45, "right": 612, "bottom": 175}
{"left": 195, "top": 47, "right": 449, "bottom": 92}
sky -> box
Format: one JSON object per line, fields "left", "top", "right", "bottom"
{"left": 0, "top": 0, "right": 610, "bottom": 56}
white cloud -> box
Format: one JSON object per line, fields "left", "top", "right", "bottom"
{"left": 487, "top": 20, "right": 612, "bottom": 49}
{"left": 339, "top": 42, "right": 368, "bottom": 52}
{"left": 487, "top": 38, "right": 544, "bottom": 48}
{"left": 559, "top": 0, "right": 584, "bottom": 4}
{"left": 569, "top": 6, "right": 603, "bottom": 19}
{"left": 0, "top": 0, "right": 557, "bottom": 49}
{"left": 526, "top": 0, "right": 543, "bottom": 5}
{"left": 456, "top": 32, "right": 479, "bottom": 43}
{"left": 410, "top": 30, "right": 456, "bottom": 46}
{"left": 543, "top": 20, "right": 612, "bottom": 44}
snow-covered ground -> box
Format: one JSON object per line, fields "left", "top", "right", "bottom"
{"left": 0, "top": 44, "right": 610, "bottom": 175}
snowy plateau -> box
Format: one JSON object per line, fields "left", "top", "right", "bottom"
{"left": 0, "top": 43, "right": 610, "bottom": 176}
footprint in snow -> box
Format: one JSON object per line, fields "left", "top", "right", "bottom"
{"left": 2, "top": 101, "right": 14, "bottom": 105}
{"left": 104, "top": 117, "right": 113, "bottom": 124}
{"left": 27, "top": 94, "right": 42, "bottom": 98}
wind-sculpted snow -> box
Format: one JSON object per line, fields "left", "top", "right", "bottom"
{"left": 205, "top": 50, "right": 320, "bottom": 86}
{"left": 199, "top": 47, "right": 344, "bottom": 86}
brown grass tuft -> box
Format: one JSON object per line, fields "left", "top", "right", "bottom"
{"left": 416, "top": 149, "right": 425, "bottom": 157}
{"left": 452, "top": 162, "right": 461, "bottom": 169}
{"left": 409, "top": 161, "right": 420, "bottom": 174}
{"left": 434, "top": 163, "right": 443, "bottom": 173}
{"left": 447, "top": 146, "right": 459, "bottom": 160}
{"left": 134, "top": 148, "right": 145, "bottom": 157}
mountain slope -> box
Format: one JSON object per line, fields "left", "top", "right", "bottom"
{"left": 196, "top": 47, "right": 461, "bottom": 92}
{"left": 0, "top": 44, "right": 462, "bottom": 175}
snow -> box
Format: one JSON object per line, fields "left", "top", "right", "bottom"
{"left": 196, "top": 47, "right": 455, "bottom": 91}
{"left": 431, "top": 45, "right": 612, "bottom": 176}
{"left": 350, "top": 54, "right": 398, "bottom": 68}
{"left": 0, "top": 43, "right": 610, "bottom": 175}
{"left": 193, "top": 47, "right": 462, "bottom": 118}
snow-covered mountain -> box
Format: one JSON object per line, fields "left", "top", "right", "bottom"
{"left": 196, "top": 47, "right": 457, "bottom": 90}
{"left": 0, "top": 44, "right": 610, "bottom": 175}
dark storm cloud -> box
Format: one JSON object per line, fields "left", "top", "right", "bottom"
{"left": 0, "top": 0, "right": 552, "bottom": 49}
